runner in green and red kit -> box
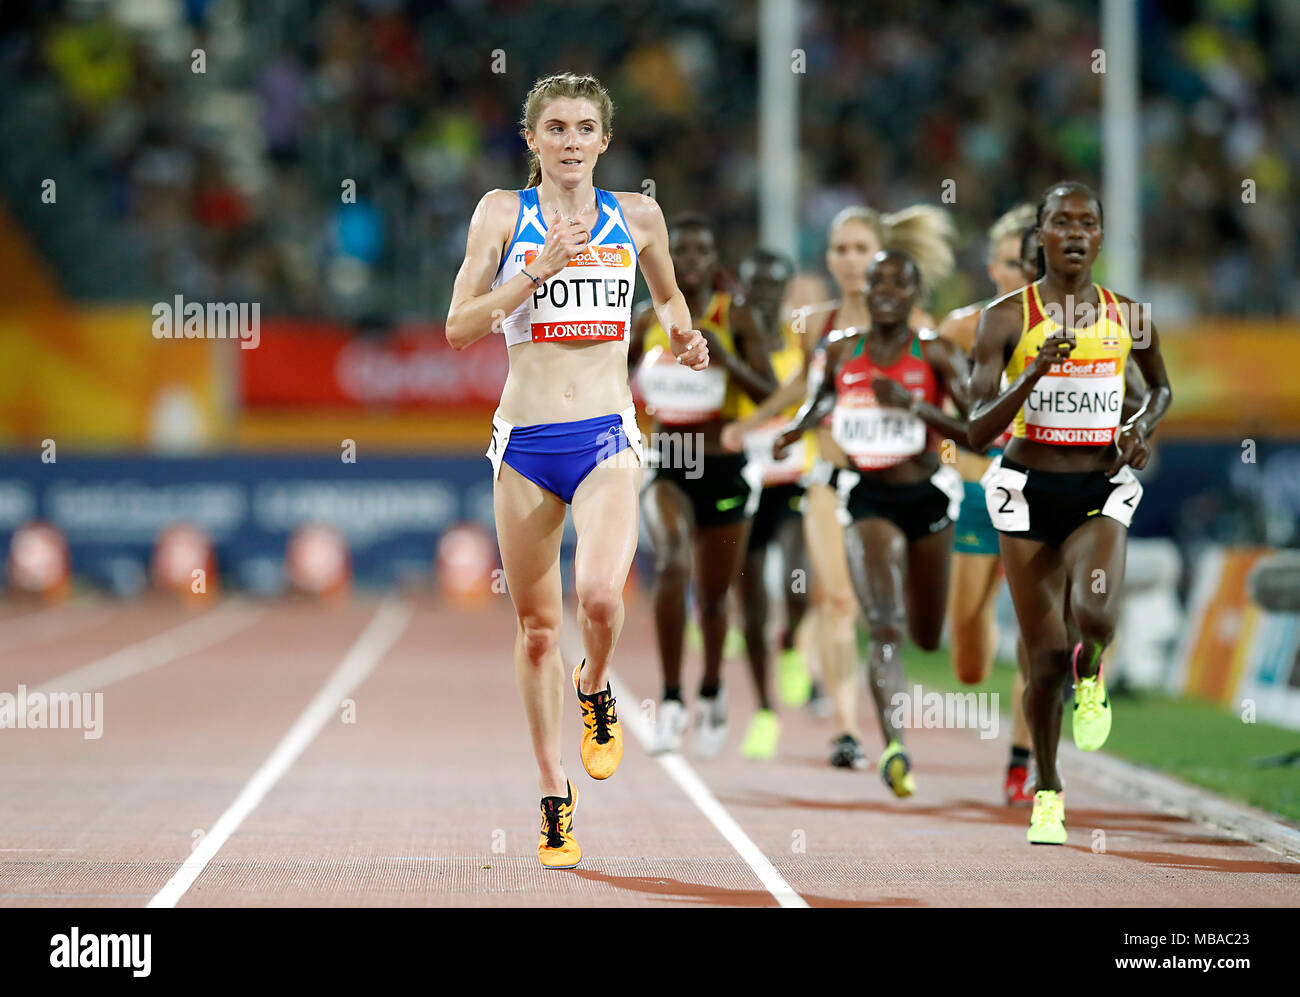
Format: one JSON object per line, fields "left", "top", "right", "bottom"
{"left": 775, "top": 250, "right": 973, "bottom": 798}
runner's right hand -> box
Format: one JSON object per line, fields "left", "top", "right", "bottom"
{"left": 530, "top": 209, "right": 591, "bottom": 280}
{"left": 1109, "top": 422, "right": 1152, "bottom": 474}
{"left": 1029, "top": 331, "right": 1076, "bottom": 378}
{"left": 670, "top": 324, "right": 709, "bottom": 370}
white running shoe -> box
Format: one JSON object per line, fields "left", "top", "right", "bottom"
{"left": 648, "top": 699, "right": 687, "bottom": 755}
{"left": 693, "top": 691, "right": 729, "bottom": 759}
{"left": 806, "top": 680, "right": 833, "bottom": 719}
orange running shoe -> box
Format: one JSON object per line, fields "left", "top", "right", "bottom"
{"left": 538, "top": 781, "right": 581, "bottom": 869}
{"left": 573, "top": 660, "right": 622, "bottom": 780}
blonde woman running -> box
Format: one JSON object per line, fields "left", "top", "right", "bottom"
{"left": 446, "top": 73, "right": 708, "bottom": 869}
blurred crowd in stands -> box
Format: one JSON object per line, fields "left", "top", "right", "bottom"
{"left": 1, "top": 0, "right": 1296, "bottom": 323}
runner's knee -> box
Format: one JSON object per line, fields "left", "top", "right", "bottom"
{"left": 1070, "top": 598, "right": 1116, "bottom": 651}
{"left": 576, "top": 580, "right": 621, "bottom": 628}
{"left": 821, "top": 587, "right": 857, "bottom": 632}
{"left": 518, "top": 616, "right": 561, "bottom": 666}
{"left": 652, "top": 546, "right": 690, "bottom": 589}
{"left": 697, "top": 585, "right": 730, "bottom": 620}
{"left": 866, "top": 607, "right": 905, "bottom": 647}
{"left": 825, "top": 609, "right": 856, "bottom": 645}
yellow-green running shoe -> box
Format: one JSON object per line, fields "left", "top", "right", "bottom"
{"left": 740, "top": 708, "right": 780, "bottom": 759}
{"left": 878, "top": 739, "right": 915, "bottom": 798}
{"left": 1072, "top": 647, "right": 1112, "bottom": 751}
{"left": 777, "top": 646, "right": 812, "bottom": 706}
{"left": 1027, "top": 789, "right": 1067, "bottom": 844}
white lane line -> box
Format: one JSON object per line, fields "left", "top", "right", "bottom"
{"left": 606, "top": 672, "right": 809, "bottom": 909}
{"left": 561, "top": 609, "right": 806, "bottom": 907}
{"left": 562, "top": 605, "right": 806, "bottom": 906}
{"left": 32, "top": 600, "right": 262, "bottom": 695}
{"left": 146, "top": 599, "right": 412, "bottom": 909}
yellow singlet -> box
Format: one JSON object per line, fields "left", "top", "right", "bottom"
{"left": 737, "top": 322, "right": 814, "bottom": 485}
{"left": 638, "top": 291, "right": 744, "bottom": 424}
{"left": 1006, "top": 283, "right": 1132, "bottom": 447}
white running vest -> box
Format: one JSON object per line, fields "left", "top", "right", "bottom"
{"left": 491, "top": 187, "right": 639, "bottom": 348}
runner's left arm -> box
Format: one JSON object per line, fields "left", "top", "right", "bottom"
{"left": 1120, "top": 356, "right": 1146, "bottom": 422}
{"left": 1109, "top": 298, "right": 1172, "bottom": 473}
{"left": 776, "top": 337, "right": 842, "bottom": 448}
{"left": 620, "top": 193, "right": 707, "bottom": 370}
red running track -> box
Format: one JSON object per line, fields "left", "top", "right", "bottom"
{"left": 0, "top": 594, "right": 1296, "bottom": 907}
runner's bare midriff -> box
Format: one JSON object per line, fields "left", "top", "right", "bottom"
{"left": 497, "top": 337, "right": 634, "bottom": 425}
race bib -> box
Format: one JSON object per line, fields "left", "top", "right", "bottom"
{"left": 1023, "top": 357, "right": 1123, "bottom": 445}
{"left": 743, "top": 419, "right": 806, "bottom": 486}
{"left": 981, "top": 458, "right": 1029, "bottom": 532}
{"left": 931, "top": 464, "right": 965, "bottom": 524}
{"left": 636, "top": 346, "right": 727, "bottom": 424}
{"left": 1101, "top": 464, "right": 1143, "bottom": 527}
{"left": 524, "top": 246, "right": 634, "bottom": 343}
{"left": 831, "top": 403, "right": 926, "bottom": 470}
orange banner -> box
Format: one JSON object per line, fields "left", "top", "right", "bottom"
{"left": 1181, "top": 547, "right": 1271, "bottom": 705}
{"left": 1157, "top": 324, "right": 1300, "bottom": 436}
{"left": 0, "top": 303, "right": 220, "bottom": 450}
{"left": 2, "top": 311, "right": 1298, "bottom": 451}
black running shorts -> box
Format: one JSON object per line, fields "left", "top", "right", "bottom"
{"left": 746, "top": 483, "right": 804, "bottom": 552}
{"left": 981, "top": 455, "right": 1143, "bottom": 548}
{"left": 837, "top": 464, "right": 964, "bottom": 542}
{"left": 644, "top": 442, "right": 759, "bottom": 529}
